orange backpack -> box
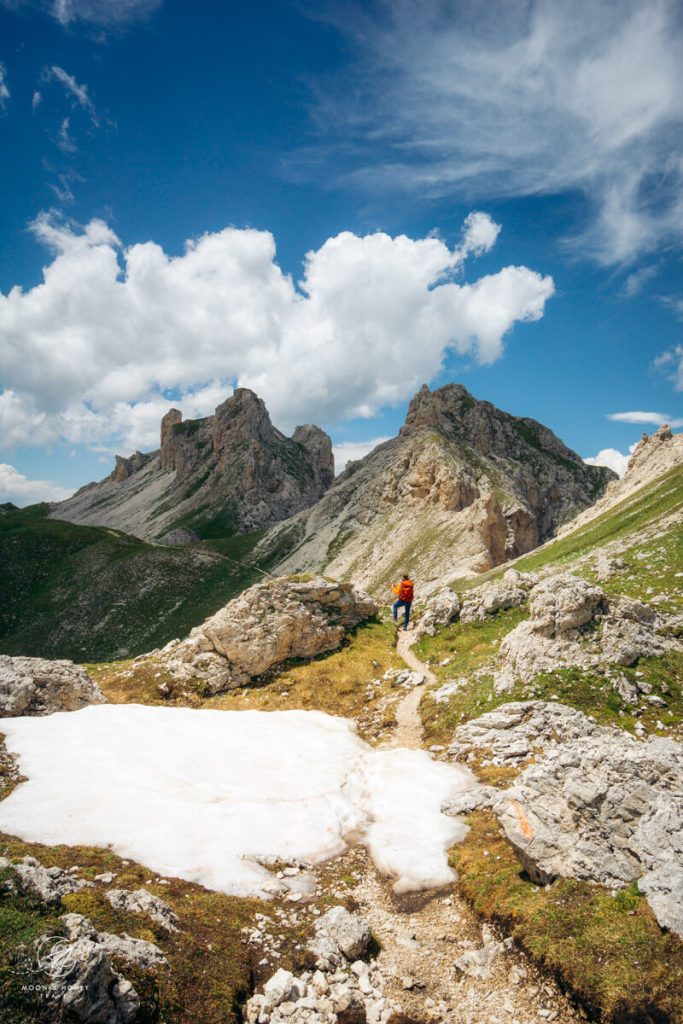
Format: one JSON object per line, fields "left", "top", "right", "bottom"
{"left": 399, "top": 579, "right": 414, "bottom": 602}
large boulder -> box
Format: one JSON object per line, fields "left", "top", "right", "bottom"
{"left": 444, "top": 700, "right": 683, "bottom": 938}
{"left": 496, "top": 728, "right": 683, "bottom": 937}
{"left": 309, "top": 906, "right": 372, "bottom": 965}
{"left": 161, "top": 577, "right": 377, "bottom": 693}
{"left": 105, "top": 888, "right": 179, "bottom": 932}
{"left": 0, "top": 656, "right": 105, "bottom": 717}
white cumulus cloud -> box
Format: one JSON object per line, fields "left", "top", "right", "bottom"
{"left": 0, "top": 464, "right": 73, "bottom": 505}
{"left": 584, "top": 447, "right": 632, "bottom": 478}
{"left": 0, "top": 213, "right": 554, "bottom": 452}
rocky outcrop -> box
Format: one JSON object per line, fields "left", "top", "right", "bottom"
{"left": 259, "top": 383, "right": 614, "bottom": 598}
{"left": 159, "top": 576, "right": 377, "bottom": 693}
{"left": 415, "top": 589, "right": 461, "bottom": 638}
{"left": 105, "top": 888, "right": 179, "bottom": 932}
{"left": 445, "top": 701, "right": 683, "bottom": 937}
{"left": 460, "top": 571, "right": 532, "bottom": 624}
{"left": 42, "top": 912, "right": 167, "bottom": 1024}
{"left": 494, "top": 574, "right": 671, "bottom": 691}
{"left": 51, "top": 388, "right": 334, "bottom": 542}
{"left": 0, "top": 656, "right": 105, "bottom": 716}
{"left": 0, "top": 855, "right": 93, "bottom": 903}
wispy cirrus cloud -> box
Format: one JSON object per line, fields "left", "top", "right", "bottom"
{"left": 49, "top": 65, "right": 98, "bottom": 126}
{"left": 0, "top": 63, "right": 9, "bottom": 112}
{"left": 654, "top": 345, "right": 683, "bottom": 391}
{"left": 302, "top": 0, "right": 683, "bottom": 266}
{"left": 1, "top": 0, "right": 162, "bottom": 28}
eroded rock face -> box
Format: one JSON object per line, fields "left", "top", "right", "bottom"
{"left": 494, "top": 575, "right": 670, "bottom": 691}
{"left": 0, "top": 656, "right": 105, "bottom": 716}
{"left": 160, "top": 576, "right": 377, "bottom": 693}
{"left": 259, "top": 382, "right": 615, "bottom": 599}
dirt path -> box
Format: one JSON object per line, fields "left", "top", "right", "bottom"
{"left": 336, "top": 627, "right": 585, "bottom": 1024}
{"left": 387, "top": 629, "right": 434, "bottom": 749}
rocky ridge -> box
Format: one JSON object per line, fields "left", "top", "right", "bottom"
{"left": 50, "top": 388, "right": 334, "bottom": 542}
{"left": 260, "top": 383, "right": 614, "bottom": 597}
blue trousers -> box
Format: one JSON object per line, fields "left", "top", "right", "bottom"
{"left": 393, "top": 599, "right": 412, "bottom": 628}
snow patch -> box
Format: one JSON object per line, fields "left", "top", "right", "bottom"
{"left": 0, "top": 705, "right": 473, "bottom": 897}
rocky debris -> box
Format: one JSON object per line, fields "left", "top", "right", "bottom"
{"left": 41, "top": 912, "right": 166, "bottom": 1024}
{"left": 415, "top": 589, "right": 461, "bottom": 638}
{"left": 448, "top": 701, "right": 601, "bottom": 766}
{"left": 160, "top": 576, "right": 377, "bottom": 693}
{"left": 51, "top": 387, "right": 335, "bottom": 541}
{"left": 383, "top": 668, "right": 425, "bottom": 688}
{"left": 454, "top": 926, "right": 506, "bottom": 980}
{"left": 0, "top": 855, "right": 93, "bottom": 903}
{"left": 494, "top": 574, "right": 671, "bottom": 691}
{"left": 0, "top": 656, "right": 105, "bottom": 716}
{"left": 593, "top": 552, "right": 626, "bottom": 581}
{"left": 309, "top": 906, "right": 372, "bottom": 966}
{"left": 460, "top": 575, "right": 529, "bottom": 623}
{"left": 245, "top": 955, "right": 396, "bottom": 1024}
{"left": 105, "top": 888, "right": 179, "bottom": 932}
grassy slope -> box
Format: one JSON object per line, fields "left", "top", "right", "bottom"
{"left": 0, "top": 505, "right": 288, "bottom": 662}
{"left": 413, "top": 463, "right": 683, "bottom": 1022}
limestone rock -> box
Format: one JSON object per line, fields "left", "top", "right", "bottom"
{"left": 0, "top": 856, "right": 93, "bottom": 904}
{"left": 41, "top": 913, "right": 166, "bottom": 1024}
{"left": 448, "top": 700, "right": 601, "bottom": 765}
{"left": 0, "top": 655, "right": 105, "bottom": 716}
{"left": 105, "top": 888, "right": 179, "bottom": 932}
{"left": 460, "top": 577, "right": 528, "bottom": 623}
{"left": 415, "top": 589, "right": 461, "bottom": 638}
{"left": 493, "top": 722, "right": 683, "bottom": 935}
{"left": 161, "top": 576, "right": 377, "bottom": 693}
{"left": 309, "top": 906, "right": 372, "bottom": 965}
{"left": 527, "top": 575, "right": 606, "bottom": 637}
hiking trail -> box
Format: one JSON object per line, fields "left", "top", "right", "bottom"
{"left": 388, "top": 628, "right": 434, "bottom": 749}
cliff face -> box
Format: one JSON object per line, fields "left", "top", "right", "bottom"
{"left": 259, "top": 383, "right": 615, "bottom": 596}
{"left": 50, "top": 389, "right": 334, "bottom": 542}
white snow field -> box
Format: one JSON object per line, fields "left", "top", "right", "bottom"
{"left": 0, "top": 704, "right": 475, "bottom": 897}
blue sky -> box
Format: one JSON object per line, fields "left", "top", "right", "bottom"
{"left": 0, "top": 0, "right": 682, "bottom": 504}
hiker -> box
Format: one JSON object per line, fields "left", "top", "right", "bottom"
{"left": 391, "top": 573, "right": 414, "bottom": 631}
